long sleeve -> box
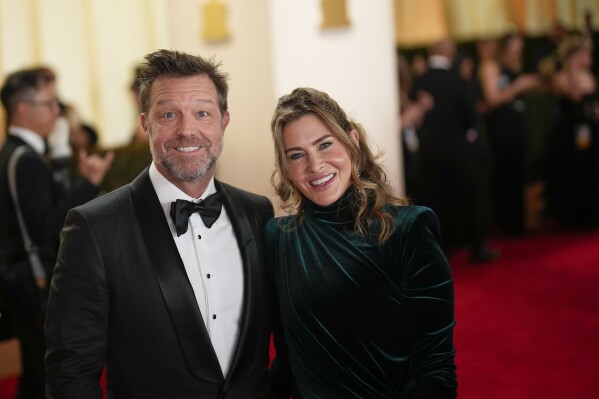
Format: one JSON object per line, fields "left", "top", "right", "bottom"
{"left": 399, "top": 207, "right": 457, "bottom": 398}
{"left": 16, "top": 150, "right": 98, "bottom": 260}
{"left": 45, "top": 208, "right": 108, "bottom": 399}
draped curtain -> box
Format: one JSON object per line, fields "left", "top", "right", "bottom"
{"left": 0, "top": 0, "right": 169, "bottom": 147}
{"left": 395, "top": 0, "right": 599, "bottom": 48}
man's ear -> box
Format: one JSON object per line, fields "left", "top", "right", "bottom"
{"left": 16, "top": 100, "right": 29, "bottom": 116}
{"left": 140, "top": 113, "right": 148, "bottom": 135}
{"left": 222, "top": 111, "right": 230, "bottom": 131}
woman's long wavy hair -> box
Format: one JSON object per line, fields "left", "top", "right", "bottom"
{"left": 271, "top": 87, "right": 407, "bottom": 244}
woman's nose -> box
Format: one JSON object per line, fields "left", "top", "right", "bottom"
{"left": 307, "top": 154, "right": 323, "bottom": 173}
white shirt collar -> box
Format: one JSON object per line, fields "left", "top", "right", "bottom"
{"left": 8, "top": 125, "right": 46, "bottom": 155}
{"left": 149, "top": 162, "right": 217, "bottom": 223}
{"left": 428, "top": 55, "right": 453, "bottom": 70}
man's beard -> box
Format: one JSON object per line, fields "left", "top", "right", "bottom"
{"left": 149, "top": 130, "right": 224, "bottom": 183}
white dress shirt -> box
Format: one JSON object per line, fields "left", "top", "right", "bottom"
{"left": 428, "top": 55, "right": 453, "bottom": 71}
{"left": 9, "top": 125, "right": 46, "bottom": 155}
{"left": 149, "top": 163, "right": 244, "bottom": 376}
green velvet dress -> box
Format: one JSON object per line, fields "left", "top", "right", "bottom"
{"left": 264, "top": 192, "right": 457, "bottom": 399}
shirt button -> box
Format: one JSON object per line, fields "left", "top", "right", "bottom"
{"left": 212, "top": 314, "right": 217, "bottom": 320}
{"left": 197, "top": 235, "right": 202, "bottom": 240}
{"left": 207, "top": 274, "right": 211, "bottom": 279}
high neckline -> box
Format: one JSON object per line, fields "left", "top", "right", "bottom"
{"left": 304, "top": 189, "right": 355, "bottom": 224}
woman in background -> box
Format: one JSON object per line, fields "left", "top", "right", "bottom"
{"left": 547, "top": 33, "right": 599, "bottom": 228}
{"left": 265, "top": 87, "right": 457, "bottom": 398}
{"left": 479, "top": 32, "right": 541, "bottom": 236}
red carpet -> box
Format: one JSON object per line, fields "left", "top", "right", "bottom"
{"left": 1, "top": 228, "right": 598, "bottom": 398}
{"left": 451, "top": 228, "right": 599, "bottom": 398}
{"left": 0, "top": 375, "right": 17, "bottom": 399}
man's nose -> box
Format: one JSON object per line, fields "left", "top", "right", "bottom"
{"left": 177, "top": 113, "right": 198, "bottom": 136}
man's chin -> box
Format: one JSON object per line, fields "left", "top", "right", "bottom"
{"left": 175, "top": 173, "right": 208, "bottom": 183}
{"left": 168, "top": 163, "right": 215, "bottom": 183}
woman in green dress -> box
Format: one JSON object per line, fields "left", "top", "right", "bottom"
{"left": 265, "top": 87, "right": 457, "bottom": 399}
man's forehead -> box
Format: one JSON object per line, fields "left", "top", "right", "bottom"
{"left": 154, "top": 97, "right": 214, "bottom": 106}
{"left": 151, "top": 76, "right": 216, "bottom": 97}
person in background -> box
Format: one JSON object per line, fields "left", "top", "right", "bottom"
{"left": 533, "top": 21, "right": 569, "bottom": 78}
{"left": 45, "top": 49, "right": 290, "bottom": 398}
{"left": 412, "top": 38, "right": 498, "bottom": 263}
{"left": 475, "top": 38, "right": 500, "bottom": 114}
{"left": 410, "top": 52, "right": 429, "bottom": 77}
{"left": 583, "top": 9, "right": 599, "bottom": 77}
{"left": 397, "top": 52, "right": 434, "bottom": 201}
{"left": 479, "top": 32, "right": 542, "bottom": 236}
{"left": 266, "top": 87, "right": 457, "bottom": 398}
{"left": 127, "top": 64, "right": 149, "bottom": 146}
{"left": 71, "top": 122, "right": 99, "bottom": 154}
{"left": 46, "top": 101, "right": 75, "bottom": 188}
{"left": 100, "top": 64, "right": 153, "bottom": 193}
{"left": 0, "top": 67, "right": 112, "bottom": 399}
{"left": 546, "top": 33, "right": 599, "bottom": 228}
{"left": 48, "top": 102, "right": 102, "bottom": 189}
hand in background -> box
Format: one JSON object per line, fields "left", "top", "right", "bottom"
{"left": 401, "top": 91, "right": 434, "bottom": 129}
{"left": 78, "top": 149, "right": 114, "bottom": 186}
{"left": 514, "top": 74, "right": 542, "bottom": 93}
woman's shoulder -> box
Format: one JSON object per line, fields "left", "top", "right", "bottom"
{"left": 264, "top": 215, "right": 297, "bottom": 238}
{"left": 378, "top": 205, "right": 443, "bottom": 253}
{"left": 389, "top": 204, "right": 437, "bottom": 221}
{"left": 387, "top": 205, "right": 441, "bottom": 237}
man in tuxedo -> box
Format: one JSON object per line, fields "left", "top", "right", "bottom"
{"left": 411, "top": 38, "right": 498, "bottom": 263}
{"left": 45, "top": 50, "right": 291, "bottom": 398}
{"left": 0, "top": 68, "right": 113, "bottom": 399}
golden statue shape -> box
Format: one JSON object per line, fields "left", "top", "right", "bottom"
{"left": 202, "top": 0, "right": 230, "bottom": 42}
{"left": 321, "top": 0, "right": 351, "bottom": 29}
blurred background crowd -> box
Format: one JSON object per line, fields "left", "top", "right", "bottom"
{"left": 398, "top": 12, "right": 599, "bottom": 262}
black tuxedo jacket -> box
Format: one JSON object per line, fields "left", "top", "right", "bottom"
{"left": 45, "top": 169, "right": 290, "bottom": 399}
{"left": 410, "top": 66, "right": 490, "bottom": 252}
{"left": 0, "top": 135, "right": 98, "bottom": 268}
{"left": 411, "top": 67, "right": 477, "bottom": 161}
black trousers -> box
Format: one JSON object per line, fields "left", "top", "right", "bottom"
{"left": 419, "top": 150, "right": 491, "bottom": 255}
{"left": 11, "top": 298, "right": 46, "bottom": 399}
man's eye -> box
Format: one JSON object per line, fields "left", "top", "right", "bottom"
{"left": 163, "top": 112, "right": 176, "bottom": 119}
{"left": 289, "top": 153, "right": 303, "bottom": 160}
{"left": 197, "top": 111, "right": 208, "bottom": 118}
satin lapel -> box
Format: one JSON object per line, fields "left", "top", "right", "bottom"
{"left": 131, "top": 170, "right": 224, "bottom": 382}
{"left": 215, "top": 181, "right": 261, "bottom": 384}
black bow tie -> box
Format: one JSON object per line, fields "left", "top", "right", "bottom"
{"left": 170, "top": 192, "right": 223, "bottom": 236}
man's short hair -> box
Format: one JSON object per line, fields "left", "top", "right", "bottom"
{"left": 138, "top": 49, "right": 229, "bottom": 116}
{"left": 0, "top": 67, "right": 56, "bottom": 119}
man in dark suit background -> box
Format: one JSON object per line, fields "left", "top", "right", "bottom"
{"left": 411, "top": 38, "right": 497, "bottom": 263}
{"left": 0, "top": 68, "right": 113, "bottom": 399}
{"left": 45, "top": 50, "right": 291, "bottom": 398}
